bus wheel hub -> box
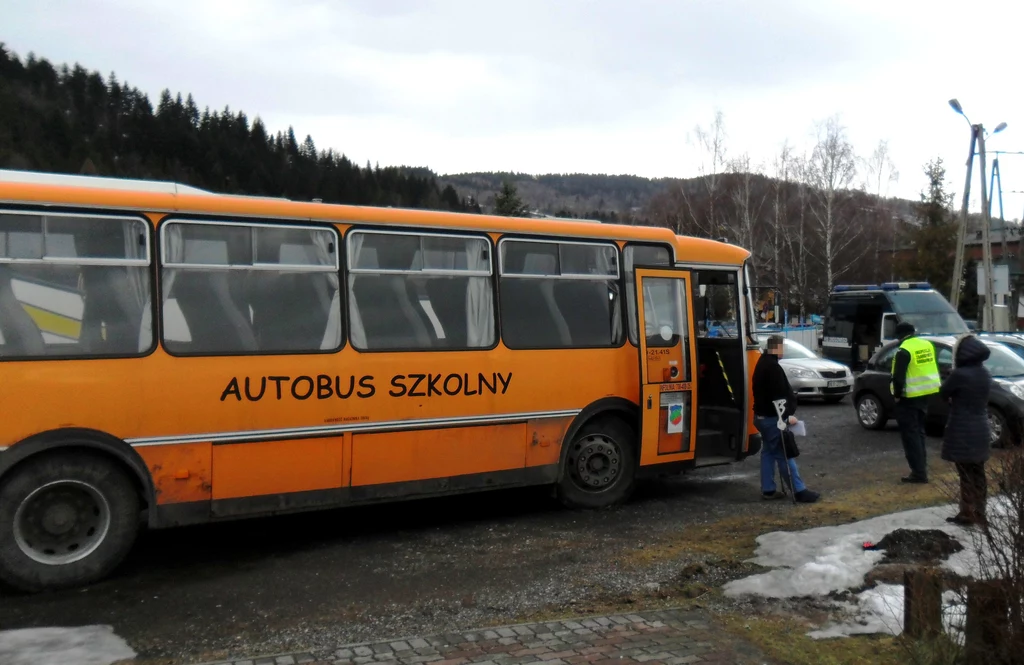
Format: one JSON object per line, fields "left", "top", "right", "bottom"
{"left": 14, "top": 481, "right": 111, "bottom": 566}
{"left": 576, "top": 437, "right": 620, "bottom": 489}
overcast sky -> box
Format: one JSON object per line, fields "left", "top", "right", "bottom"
{"left": 4, "top": 0, "right": 1023, "bottom": 217}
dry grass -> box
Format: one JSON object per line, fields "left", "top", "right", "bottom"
{"left": 719, "top": 614, "right": 906, "bottom": 665}
{"left": 623, "top": 464, "right": 958, "bottom": 569}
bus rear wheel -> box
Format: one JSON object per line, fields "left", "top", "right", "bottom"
{"left": 557, "top": 417, "right": 636, "bottom": 509}
{"left": 0, "top": 452, "right": 140, "bottom": 592}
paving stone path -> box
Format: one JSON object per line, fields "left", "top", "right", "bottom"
{"left": 195, "top": 609, "right": 771, "bottom": 665}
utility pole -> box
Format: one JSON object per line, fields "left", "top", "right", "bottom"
{"left": 949, "top": 127, "right": 978, "bottom": 310}
{"left": 978, "top": 130, "right": 996, "bottom": 330}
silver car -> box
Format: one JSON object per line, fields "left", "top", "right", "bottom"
{"left": 759, "top": 337, "right": 854, "bottom": 403}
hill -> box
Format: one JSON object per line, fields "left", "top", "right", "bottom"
{"left": 440, "top": 172, "right": 675, "bottom": 223}
{"left": 0, "top": 43, "right": 479, "bottom": 213}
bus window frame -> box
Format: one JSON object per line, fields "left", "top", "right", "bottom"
{"left": 624, "top": 241, "right": 676, "bottom": 347}
{"left": 496, "top": 235, "right": 627, "bottom": 351}
{"left": 157, "top": 215, "right": 345, "bottom": 358}
{"left": 344, "top": 226, "right": 500, "bottom": 353}
{"left": 0, "top": 206, "right": 158, "bottom": 362}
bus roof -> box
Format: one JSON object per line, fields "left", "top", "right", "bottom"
{"left": 0, "top": 170, "right": 751, "bottom": 266}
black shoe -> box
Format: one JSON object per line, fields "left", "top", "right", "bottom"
{"left": 901, "top": 475, "right": 928, "bottom": 484}
{"left": 795, "top": 489, "right": 820, "bottom": 503}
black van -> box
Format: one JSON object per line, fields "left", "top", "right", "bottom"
{"left": 821, "top": 282, "right": 969, "bottom": 370}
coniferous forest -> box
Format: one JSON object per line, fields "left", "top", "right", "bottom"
{"left": 0, "top": 43, "right": 480, "bottom": 213}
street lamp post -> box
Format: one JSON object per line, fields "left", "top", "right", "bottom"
{"left": 948, "top": 99, "right": 1007, "bottom": 330}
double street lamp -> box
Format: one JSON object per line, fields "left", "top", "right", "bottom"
{"left": 947, "top": 98, "right": 1008, "bottom": 331}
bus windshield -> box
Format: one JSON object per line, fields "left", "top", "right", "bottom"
{"left": 887, "top": 291, "right": 968, "bottom": 335}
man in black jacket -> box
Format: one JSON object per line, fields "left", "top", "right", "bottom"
{"left": 753, "top": 335, "right": 820, "bottom": 503}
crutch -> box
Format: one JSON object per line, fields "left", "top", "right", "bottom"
{"left": 773, "top": 398, "right": 798, "bottom": 504}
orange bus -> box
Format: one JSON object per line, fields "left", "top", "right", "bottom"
{"left": 0, "top": 170, "right": 761, "bottom": 592}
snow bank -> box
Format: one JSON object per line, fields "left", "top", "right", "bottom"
{"left": 0, "top": 625, "right": 135, "bottom": 665}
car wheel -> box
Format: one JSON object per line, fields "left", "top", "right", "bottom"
{"left": 988, "top": 406, "right": 1010, "bottom": 448}
{"left": 856, "top": 393, "right": 887, "bottom": 430}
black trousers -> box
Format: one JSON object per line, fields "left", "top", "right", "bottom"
{"left": 896, "top": 398, "right": 929, "bottom": 479}
{"left": 956, "top": 462, "right": 987, "bottom": 521}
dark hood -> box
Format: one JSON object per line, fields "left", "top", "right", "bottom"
{"left": 954, "top": 334, "right": 990, "bottom": 367}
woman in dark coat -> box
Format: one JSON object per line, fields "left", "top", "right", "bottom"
{"left": 939, "top": 334, "right": 991, "bottom": 527}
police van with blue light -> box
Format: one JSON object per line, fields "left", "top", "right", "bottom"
{"left": 822, "top": 282, "right": 969, "bottom": 370}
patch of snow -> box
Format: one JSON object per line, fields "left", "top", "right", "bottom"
{"left": 0, "top": 625, "right": 135, "bottom": 665}
{"left": 722, "top": 499, "right": 1012, "bottom": 641}
{"left": 723, "top": 504, "right": 967, "bottom": 599}
{"left": 808, "top": 583, "right": 904, "bottom": 638}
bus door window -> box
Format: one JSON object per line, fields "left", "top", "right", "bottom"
{"left": 623, "top": 244, "right": 671, "bottom": 345}
{"left": 639, "top": 275, "right": 692, "bottom": 455}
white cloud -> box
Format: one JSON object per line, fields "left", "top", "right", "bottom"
{"left": 3, "top": 0, "right": 1023, "bottom": 215}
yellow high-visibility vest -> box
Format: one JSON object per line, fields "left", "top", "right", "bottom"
{"left": 891, "top": 336, "right": 941, "bottom": 398}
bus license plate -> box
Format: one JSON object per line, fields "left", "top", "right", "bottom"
{"left": 827, "top": 380, "right": 846, "bottom": 388}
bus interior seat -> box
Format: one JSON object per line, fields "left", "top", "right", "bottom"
{"left": 0, "top": 266, "right": 45, "bottom": 356}
{"left": 79, "top": 266, "right": 147, "bottom": 354}
{"left": 350, "top": 246, "right": 433, "bottom": 349}
{"left": 170, "top": 270, "right": 258, "bottom": 353}
{"left": 423, "top": 277, "right": 470, "bottom": 348}
{"left": 555, "top": 280, "right": 614, "bottom": 346}
{"left": 500, "top": 253, "right": 572, "bottom": 348}
{"left": 249, "top": 271, "right": 332, "bottom": 351}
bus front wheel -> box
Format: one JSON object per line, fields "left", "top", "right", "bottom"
{"left": 557, "top": 417, "right": 637, "bottom": 509}
{"left": 0, "top": 452, "right": 140, "bottom": 592}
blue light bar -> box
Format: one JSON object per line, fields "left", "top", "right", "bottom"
{"left": 833, "top": 285, "right": 882, "bottom": 292}
{"left": 880, "top": 282, "right": 932, "bottom": 291}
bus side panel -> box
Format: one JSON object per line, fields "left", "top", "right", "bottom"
{"left": 137, "top": 442, "right": 212, "bottom": 504}
{"left": 351, "top": 423, "right": 526, "bottom": 486}
{"left": 211, "top": 437, "right": 345, "bottom": 501}
{"left": 525, "top": 417, "right": 571, "bottom": 467}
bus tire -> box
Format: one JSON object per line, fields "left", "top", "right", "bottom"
{"left": 0, "top": 452, "right": 140, "bottom": 592}
{"left": 557, "top": 417, "right": 637, "bottom": 510}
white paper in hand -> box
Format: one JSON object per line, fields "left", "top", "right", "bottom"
{"left": 790, "top": 420, "right": 807, "bottom": 437}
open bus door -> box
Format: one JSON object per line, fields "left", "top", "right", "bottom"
{"left": 634, "top": 268, "right": 699, "bottom": 465}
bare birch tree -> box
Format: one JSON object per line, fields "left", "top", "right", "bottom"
{"left": 862, "top": 139, "right": 900, "bottom": 282}
{"left": 808, "top": 116, "right": 860, "bottom": 298}
{"left": 727, "top": 153, "right": 767, "bottom": 277}
{"left": 680, "top": 110, "right": 728, "bottom": 238}
{"left": 767, "top": 142, "right": 793, "bottom": 294}
{"left": 782, "top": 155, "right": 813, "bottom": 318}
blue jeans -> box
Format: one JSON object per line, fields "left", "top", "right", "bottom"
{"left": 754, "top": 416, "right": 807, "bottom": 494}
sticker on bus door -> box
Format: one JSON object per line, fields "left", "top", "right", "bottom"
{"left": 666, "top": 402, "right": 684, "bottom": 434}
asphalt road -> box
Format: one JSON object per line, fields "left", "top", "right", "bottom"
{"left": 0, "top": 398, "right": 926, "bottom": 662}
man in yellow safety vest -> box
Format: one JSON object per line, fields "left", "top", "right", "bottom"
{"left": 891, "top": 322, "right": 940, "bottom": 483}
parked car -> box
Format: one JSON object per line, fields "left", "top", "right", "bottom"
{"left": 756, "top": 337, "right": 854, "bottom": 403}
{"left": 852, "top": 335, "right": 1024, "bottom": 446}
{"left": 980, "top": 333, "right": 1024, "bottom": 360}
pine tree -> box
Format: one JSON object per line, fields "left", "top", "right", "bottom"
{"left": 906, "top": 158, "right": 957, "bottom": 298}
{"left": 493, "top": 181, "right": 529, "bottom": 217}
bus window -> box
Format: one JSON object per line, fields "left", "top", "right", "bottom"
{"left": 692, "top": 271, "right": 739, "bottom": 338}
{"left": 624, "top": 244, "right": 671, "bottom": 345}
{"left": 347, "top": 230, "right": 494, "bottom": 351}
{"left": 499, "top": 239, "right": 622, "bottom": 349}
{"left": 160, "top": 220, "right": 340, "bottom": 355}
{"left": 0, "top": 211, "right": 151, "bottom": 359}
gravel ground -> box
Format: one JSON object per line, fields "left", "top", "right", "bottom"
{"left": 0, "top": 399, "right": 930, "bottom": 663}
